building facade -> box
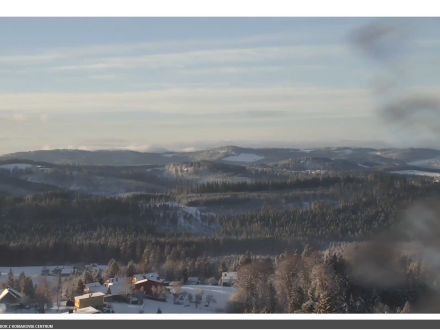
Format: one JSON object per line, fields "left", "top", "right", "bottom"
{"left": 74, "top": 292, "right": 105, "bottom": 309}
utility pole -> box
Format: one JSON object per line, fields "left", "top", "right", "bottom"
{"left": 57, "top": 274, "right": 61, "bottom": 309}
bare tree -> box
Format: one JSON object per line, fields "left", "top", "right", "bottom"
{"left": 35, "top": 277, "right": 54, "bottom": 313}
{"left": 195, "top": 289, "right": 204, "bottom": 308}
{"left": 205, "top": 294, "right": 216, "bottom": 307}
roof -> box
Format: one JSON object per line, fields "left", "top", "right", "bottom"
{"left": 132, "top": 273, "right": 165, "bottom": 283}
{"left": 85, "top": 282, "right": 102, "bottom": 288}
{"left": 222, "top": 272, "right": 237, "bottom": 276}
{"left": 106, "top": 278, "right": 123, "bottom": 284}
{"left": 0, "top": 288, "right": 23, "bottom": 301}
{"left": 85, "top": 282, "right": 108, "bottom": 293}
{"left": 107, "top": 283, "right": 130, "bottom": 295}
{"left": 74, "top": 292, "right": 105, "bottom": 300}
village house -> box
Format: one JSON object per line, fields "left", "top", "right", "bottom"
{"left": 103, "top": 278, "right": 131, "bottom": 302}
{"left": 187, "top": 277, "right": 200, "bottom": 285}
{"left": 0, "top": 287, "right": 23, "bottom": 308}
{"left": 74, "top": 292, "right": 105, "bottom": 310}
{"left": 131, "top": 273, "right": 169, "bottom": 295}
{"left": 131, "top": 272, "right": 163, "bottom": 284}
{"left": 221, "top": 272, "right": 238, "bottom": 286}
{"left": 41, "top": 268, "right": 50, "bottom": 276}
{"left": 84, "top": 282, "right": 107, "bottom": 295}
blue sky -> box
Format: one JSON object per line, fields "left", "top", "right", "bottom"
{"left": 0, "top": 18, "right": 439, "bottom": 154}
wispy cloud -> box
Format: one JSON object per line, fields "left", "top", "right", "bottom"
{"left": 89, "top": 75, "right": 121, "bottom": 80}
{"left": 0, "top": 33, "right": 312, "bottom": 66}
{"left": 0, "top": 86, "right": 374, "bottom": 115}
{"left": 44, "top": 45, "right": 346, "bottom": 72}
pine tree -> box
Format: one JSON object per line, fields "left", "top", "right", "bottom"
{"left": 7, "top": 269, "right": 14, "bottom": 288}
{"left": 239, "top": 251, "right": 252, "bottom": 268}
{"left": 106, "top": 259, "right": 120, "bottom": 279}
{"left": 301, "top": 300, "right": 315, "bottom": 313}
{"left": 18, "top": 272, "right": 26, "bottom": 293}
{"left": 126, "top": 260, "right": 136, "bottom": 277}
{"left": 23, "top": 277, "right": 35, "bottom": 299}
{"left": 315, "top": 292, "right": 335, "bottom": 313}
{"left": 93, "top": 269, "right": 103, "bottom": 283}
{"left": 290, "top": 286, "right": 305, "bottom": 312}
{"left": 82, "top": 269, "right": 93, "bottom": 284}
{"left": 268, "top": 280, "right": 278, "bottom": 313}
{"left": 219, "top": 260, "right": 228, "bottom": 277}
{"left": 76, "top": 279, "right": 85, "bottom": 295}
{"left": 402, "top": 301, "right": 412, "bottom": 313}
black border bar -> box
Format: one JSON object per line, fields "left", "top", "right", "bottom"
{"left": 1, "top": 320, "right": 440, "bottom": 329}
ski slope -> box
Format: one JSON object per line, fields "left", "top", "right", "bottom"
{"left": 222, "top": 154, "right": 265, "bottom": 163}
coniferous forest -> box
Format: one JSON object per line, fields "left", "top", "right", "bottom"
{"left": 1, "top": 159, "right": 440, "bottom": 313}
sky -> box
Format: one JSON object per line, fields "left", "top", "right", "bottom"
{"left": 0, "top": 17, "right": 440, "bottom": 154}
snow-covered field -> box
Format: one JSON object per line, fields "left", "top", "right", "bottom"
{"left": 0, "top": 265, "right": 107, "bottom": 285}
{"left": 334, "top": 149, "right": 353, "bottom": 155}
{"left": 143, "top": 202, "right": 219, "bottom": 235}
{"left": 162, "top": 154, "right": 177, "bottom": 158}
{"left": 197, "top": 175, "right": 252, "bottom": 184}
{"left": 0, "top": 163, "right": 35, "bottom": 171}
{"left": 368, "top": 151, "right": 381, "bottom": 155}
{"left": 407, "top": 156, "right": 440, "bottom": 167}
{"left": 222, "top": 154, "right": 265, "bottom": 163}
{"left": 390, "top": 170, "right": 440, "bottom": 178}
{"left": 112, "top": 285, "right": 233, "bottom": 314}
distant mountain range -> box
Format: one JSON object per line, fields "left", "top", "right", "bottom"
{"left": 1, "top": 146, "right": 440, "bottom": 168}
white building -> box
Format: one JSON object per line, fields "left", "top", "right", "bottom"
{"left": 221, "top": 272, "right": 237, "bottom": 286}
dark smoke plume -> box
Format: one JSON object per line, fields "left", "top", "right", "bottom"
{"left": 350, "top": 19, "right": 440, "bottom": 138}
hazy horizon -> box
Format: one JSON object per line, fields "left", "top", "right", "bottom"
{"left": 1, "top": 18, "right": 440, "bottom": 154}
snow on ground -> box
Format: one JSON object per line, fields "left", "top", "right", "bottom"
{"left": 298, "top": 149, "right": 313, "bottom": 153}
{"left": 111, "top": 299, "right": 211, "bottom": 314}
{"left": 334, "top": 149, "right": 353, "bottom": 155}
{"left": 358, "top": 163, "right": 370, "bottom": 168}
{"left": 368, "top": 151, "right": 381, "bottom": 155}
{"left": 197, "top": 175, "right": 252, "bottom": 184}
{"left": 0, "top": 265, "right": 107, "bottom": 285}
{"left": 222, "top": 153, "right": 265, "bottom": 163}
{"left": 147, "top": 202, "right": 219, "bottom": 234}
{"left": 1, "top": 285, "right": 233, "bottom": 314}
{"left": 163, "top": 154, "right": 177, "bottom": 158}
{"left": 390, "top": 170, "right": 440, "bottom": 178}
{"left": 408, "top": 156, "right": 440, "bottom": 167}
{"left": 0, "top": 163, "right": 35, "bottom": 171}
{"left": 0, "top": 266, "right": 57, "bottom": 285}
{"left": 178, "top": 285, "right": 233, "bottom": 313}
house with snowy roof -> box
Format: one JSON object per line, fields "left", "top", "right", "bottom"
{"left": 84, "top": 282, "right": 107, "bottom": 295}
{"left": 131, "top": 273, "right": 169, "bottom": 285}
{"left": 0, "top": 287, "right": 23, "bottom": 308}
{"left": 131, "top": 273, "right": 169, "bottom": 294}
{"left": 221, "top": 272, "right": 237, "bottom": 286}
